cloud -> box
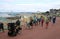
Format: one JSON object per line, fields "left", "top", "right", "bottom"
{"left": 0, "top": 4, "right": 53, "bottom": 12}
{"left": 0, "top": 0, "right": 60, "bottom": 12}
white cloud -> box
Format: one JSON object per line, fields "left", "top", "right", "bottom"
{"left": 0, "top": 0, "right": 60, "bottom": 12}
{"left": 0, "top": 4, "right": 53, "bottom": 12}
{"left": 0, "top": 4, "right": 56, "bottom": 12}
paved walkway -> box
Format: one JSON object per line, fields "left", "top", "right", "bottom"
{"left": 0, "top": 17, "right": 60, "bottom": 39}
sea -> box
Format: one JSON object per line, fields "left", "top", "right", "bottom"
{"left": 0, "top": 13, "right": 16, "bottom": 22}
{"left": 0, "top": 12, "right": 33, "bottom": 22}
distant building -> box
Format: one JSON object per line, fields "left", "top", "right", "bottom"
{"left": 49, "top": 9, "right": 60, "bottom": 16}
{"left": 50, "top": 9, "right": 60, "bottom": 14}
{"left": 50, "top": 9, "right": 56, "bottom": 14}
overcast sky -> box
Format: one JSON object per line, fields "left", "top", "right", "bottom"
{"left": 0, "top": 0, "right": 60, "bottom": 12}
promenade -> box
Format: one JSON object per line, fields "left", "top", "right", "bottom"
{"left": 0, "top": 17, "right": 60, "bottom": 39}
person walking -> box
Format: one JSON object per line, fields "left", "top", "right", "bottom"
{"left": 29, "top": 17, "right": 33, "bottom": 29}
{"left": 52, "top": 15, "right": 56, "bottom": 24}
{"left": 45, "top": 17, "right": 50, "bottom": 29}
{"left": 0, "top": 22, "right": 4, "bottom": 32}
{"left": 33, "top": 15, "right": 37, "bottom": 26}
{"left": 40, "top": 16, "right": 44, "bottom": 27}
{"left": 16, "top": 19, "right": 22, "bottom": 34}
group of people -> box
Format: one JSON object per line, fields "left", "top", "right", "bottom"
{"left": 26, "top": 15, "right": 56, "bottom": 29}
{"left": 0, "top": 19, "right": 21, "bottom": 36}
{"left": 8, "top": 19, "right": 22, "bottom": 36}
{"left": 0, "top": 15, "right": 56, "bottom": 36}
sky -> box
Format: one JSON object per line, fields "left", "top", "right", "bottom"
{"left": 0, "top": 0, "right": 60, "bottom": 12}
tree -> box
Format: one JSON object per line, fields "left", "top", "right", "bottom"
{"left": 45, "top": 11, "right": 50, "bottom": 15}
